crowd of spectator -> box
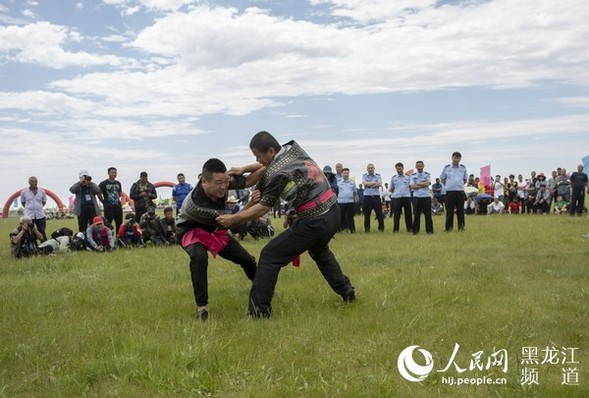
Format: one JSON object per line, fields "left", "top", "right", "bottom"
{"left": 8, "top": 160, "right": 589, "bottom": 258}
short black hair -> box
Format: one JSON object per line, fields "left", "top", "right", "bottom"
{"left": 249, "top": 131, "right": 281, "bottom": 153}
{"left": 107, "top": 167, "right": 117, "bottom": 173}
{"left": 395, "top": 162, "right": 404, "bottom": 168}
{"left": 163, "top": 206, "right": 173, "bottom": 213}
{"left": 201, "top": 158, "right": 227, "bottom": 181}
{"left": 342, "top": 167, "right": 350, "bottom": 172}
{"left": 452, "top": 151, "right": 462, "bottom": 158}
{"left": 140, "top": 171, "right": 148, "bottom": 177}
{"left": 177, "top": 173, "right": 185, "bottom": 178}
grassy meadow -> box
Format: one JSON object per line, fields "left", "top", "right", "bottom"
{"left": 0, "top": 211, "right": 588, "bottom": 397}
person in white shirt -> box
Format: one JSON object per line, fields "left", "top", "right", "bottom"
{"left": 487, "top": 197, "right": 505, "bottom": 215}
{"left": 20, "top": 176, "right": 47, "bottom": 241}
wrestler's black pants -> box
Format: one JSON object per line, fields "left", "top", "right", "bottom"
{"left": 184, "top": 236, "right": 256, "bottom": 307}
{"left": 249, "top": 205, "right": 353, "bottom": 316}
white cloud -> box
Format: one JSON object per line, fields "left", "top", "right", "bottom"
{"left": 21, "top": 9, "right": 36, "bottom": 19}
{"left": 551, "top": 96, "right": 589, "bottom": 108}
{"left": 0, "top": 22, "right": 123, "bottom": 68}
{"left": 310, "top": 0, "right": 436, "bottom": 23}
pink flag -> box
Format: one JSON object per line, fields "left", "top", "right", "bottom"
{"left": 480, "top": 165, "right": 491, "bottom": 186}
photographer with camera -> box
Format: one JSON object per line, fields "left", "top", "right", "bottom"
{"left": 70, "top": 170, "right": 103, "bottom": 232}
{"left": 139, "top": 206, "right": 166, "bottom": 246}
{"left": 10, "top": 216, "right": 43, "bottom": 258}
{"left": 117, "top": 213, "right": 145, "bottom": 248}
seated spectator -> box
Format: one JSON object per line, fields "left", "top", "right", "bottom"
{"left": 524, "top": 191, "right": 536, "bottom": 214}
{"left": 140, "top": 207, "right": 166, "bottom": 246}
{"left": 508, "top": 196, "right": 522, "bottom": 214}
{"left": 86, "top": 216, "right": 115, "bottom": 252}
{"left": 246, "top": 215, "right": 275, "bottom": 240}
{"left": 226, "top": 196, "right": 248, "bottom": 240}
{"left": 464, "top": 196, "right": 476, "bottom": 214}
{"left": 431, "top": 197, "right": 444, "bottom": 216}
{"left": 159, "top": 206, "right": 178, "bottom": 245}
{"left": 553, "top": 195, "right": 569, "bottom": 215}
{"left": 10, "top": 216, "right": 43, "bottom": 258}
{"left": 487, "top": 197, "right": 505, "bottom": 215}
{"left": 533, "top": 185, "right": 552, "bottom": 214}
{"left": 118, "top": 213, "right": 144, "bottom": 248}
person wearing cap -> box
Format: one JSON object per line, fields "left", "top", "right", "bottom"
{"left": 86, "top": 216, "right": 115, "bottom": 252}
{"left": 20, "top": 176, "right": 48, "bottom": 241}
{"left": 440, "top": 152, "right": 468, "bottom": 231}
{"left": 140, "top": 206, "right": 166, "bottom": 246}
{"left": 10, "top": 215, "right": 43, "bottom": 258}
{"left": 176, "top": 158, "right": 264, "bottom": 321}
{"left": 99, "top": 167, "right": 123, "bottom": 234}
{"left": 362, "top": 163, "right": 385, "bottom": 233}
{"left": 216, "top": 131, "right": 356, "bottom": 318}
{"left": 323, "top": 165, "right": 339, "bottom": 195}
{"left": 70, "top": 170, "right": 103, "bottom": 233}
{"left": 130, "top": 171, "right": 158, "bottom": 221}
{"left": 118, "top": 212, "right": 145, "bottom": 248}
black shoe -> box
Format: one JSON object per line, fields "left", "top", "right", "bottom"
{"left": 196, "top": 309, "right": 209, "bottom": 321}
{"left": 248, "top": 310, "right": 271, "bottom": 319}
{"left": 342, "top": 288, "right": 356, "bottom": 303}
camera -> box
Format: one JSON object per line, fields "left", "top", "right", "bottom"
{"left": 28, "top": 223, "right": 35, "bottom": 229}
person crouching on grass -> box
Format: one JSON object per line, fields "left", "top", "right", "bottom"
{"left": 86, "top": 216, "right": 115, "bottom": 252}
{"left": 10, "top": 216, "right": 44, "bottom": 258}
{"left": 176, "top": 158, "right": 265, "bottom": 321}
{"left": 216, "top": 131, "right": 356, "bottom": 319}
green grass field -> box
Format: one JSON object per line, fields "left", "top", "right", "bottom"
{"left": 1, "top": 212, "right": 588, "bottom": 397}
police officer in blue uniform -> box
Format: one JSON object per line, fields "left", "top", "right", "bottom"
{"left": 410, "top": 160, "right": 433, "bottom": 234}
{"left": 390, "top": 162, "right": 413, "bottom": 233}
{"left": 362, "top": 163, "right": 385, "bottom": 232}
{"left": 440, "top": 152, "right": 468, "bottom": 231}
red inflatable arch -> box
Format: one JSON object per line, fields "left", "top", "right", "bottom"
{"left": 154, "top": 181, "right": 176, "bottom": 189}
{"left": 2, "top": 187, "right": 65, "bottom": 218}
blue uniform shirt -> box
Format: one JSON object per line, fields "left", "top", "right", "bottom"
{"left": 172, "top": 183, "right": 193, "bottom": 209}
{"left": 362, "top": 173, "right": 382, "bottom": 196}
{"left": 390, "top": 174, "right": 412, "bottom": 198}
{"left": 337, "top": 179, "right": 357, "bottom": 204}
{"left": 410, "top": 172, "right": 431, "bottom": 198}
{"left": 440, "top": 164, "right": 467, "bottom": 192}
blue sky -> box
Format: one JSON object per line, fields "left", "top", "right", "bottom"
{"left": 1, "top": 0, "right": 588, "bottom": 206}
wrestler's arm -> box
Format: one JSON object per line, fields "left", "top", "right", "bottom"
{"left": 228, "top": 163, "right": 264, "bottom": 176}
{"left": 217, "top": 203, "right": 270, "bottom": 228}
{"left": 244, "top": 167, "right": 266, "bottom": 187}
